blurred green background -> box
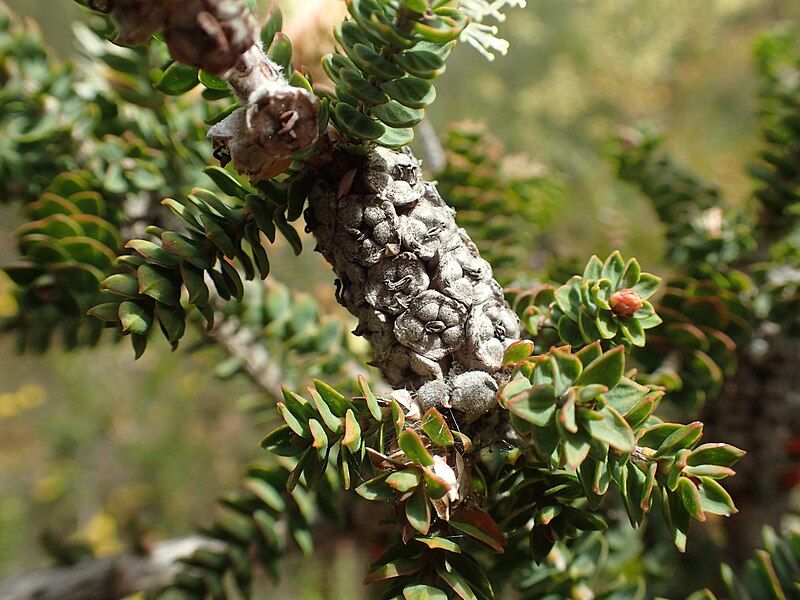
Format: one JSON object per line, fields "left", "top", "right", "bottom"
{"left": 2, "top": 0, "right": 800, "bottom": 597}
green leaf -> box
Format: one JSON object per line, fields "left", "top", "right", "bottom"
{"left": 683, "top": 464, "right": 735, "bottom": 478}
{"left": 380, "top": 76, "right": 436, "bottom": 109}
{"left": 503, "top": 340, "right": 534, "bottom": 364}
{"left": 203, "top": 166, "right": 250, "bottom": 200}
{"left": 199, "top": 70, "right": 229, "bottom": 91}
{"left": 449, "top": 507, "right": 505, "bottom": 554}
{"left": 624, "top": 394, "right": 659, "bottom": 429}
{"left": 575, "top": 346, "right": 625, "bottom": 389}
{"left": 310, "top": 390, "right": 342, "bottom": 434}
{"left": 87, "top": 302, "right": 122, "bottom": 322}
{"left": 342, "top": 409, "right": 362, "bottom": 453}
{"left": 655, "top": 422, "right": 704, "bottom": 457}
{"left": 260, "top": 424, "right": 294, "bottom": 451}
{"left": 161, "top": 232, "right": 213, "bottom": 270}
{"left": 421, "top": 467, "right": 451, "bottom": 500}
{"left": 677, "top": 477, "right": 704, "bottom": 520}
{"left": 155, "top": 62, "right": 199, "bottom": 95}
{"left": 406, "top": 487, "right": 431, "bottom": 535}
{"left": 560, "top": 506, "right": 607, "bottom": 531}
{"left": 583, "top": 255, "right": 603, "bottom": 279}
{"left": 398, "top": 430, "right": 434, "bottom": 466}
{"left": 333, "top": 102, "right": 386, "bottom": 140}
{"left": 365, "top": 559, "right": 424, "bottom": 583}
{"left": 245, "top": 195, "right": 276, "bottom": 241}
{"left": 313, "top": 379, "right": 351, "bottom": 417}
{"left": 563, "top": 430, "right": 591, "bottom": 469}
{"left": 101, "top": 273, "right": 140, "bottom": 298}
{"left": 414, "top": 537, "right": 461, "bottom": 553}
{"left": 697, "top": 477, "right": 737, "bottom": 516}
{"left": 260, "top": 5, "right": 283, "bottom": 48}
{"left": 277, "top": 402, "right": 308, "bottom": 438}
{"left": 356, "top": 474, "right": 396, "bottom": 501}
{"left": 499, "top": 375, "right": 532, "bottom": 403}
{"left": 348, "top": 43, "right": 406, "bottom": 79}
{"left": 387, "top": 469, "right": 421, "bottom": 492}
{"left": 267, "top": 32, "right": 293, "bottom": 71}
{"left": 403, "top": 584, "right": 448, "bottom": 600}
{"left": 436, "top": 561, "right": 479, "bottom": 600}
{"left": 633, "top": 272, "right": 661, "bottom": 299}
{"left": 339, "top": 68, "right": 388, "bottom": 106}
{"left": 576, "top": 342, "right": 602, "bottom": 366}
{"left": 155, "top": 303, "right": 185, "bottom": 342}
{"left": 358, "top": 375, "right": 383, "bottom": 421}
{"left": 638, "top": 423, "right": 684, "bottom": 449}
{"left": 371, "top": 101, "right": 425, "bottom": 128}
{"left": 308, "top": 419, "right": 329, "bottom": 457}
{"left": 421, "top": 408, "right": 454, "bottom": 447}
{"left": 687, "top": 443, "right": 746, "bottom": 468}
{"left": 505, "top": 385, "right": 556, "bottom": 427}
{"left": 274, "top": 210, "right": 303, "bottom": 255}
{"left": 138, "top": 264, "right": 180, "bottom": 305}
{"left": 200, "top": 213, "right": 237, "bottom": 258}
{"left": 620, "top": 318, "right": 646, "bottom": 347}
{"left": 601, "top": 251, "right": 625, "bottom": 287}
{"left": 393, "top": 49, "right": 446, "bottom": 79}
{"left": 286, "top": 176, "right": 313, "bottom": 222}
{"left": 180, "top": 263, "right": 209, "bottom": 306}
{"left": 555, "top": 278, "right": 582, "bottom": 321}
{"left": 400, "top": 0, "right": 428, "bottom": 12}
{"left": 551, "top": 348, "right": 582, "bottom": 395}
{"left": 118, "top": 301, "right": 151, "bottom": 335}
{"left": 584, "top": 406, "right": 635, "bottom": 453}
{"left": 620, "top": 258, "right": 641, "bottom": 289}
{"left": 125, "top": 239, "right": 180, "bottom": 268}
{"left": 377, "top": 126, "right": 415, "bottom": 149}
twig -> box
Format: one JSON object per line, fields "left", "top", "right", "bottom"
{"left": 0, "top": 536, "right": 223, "bottom": 600}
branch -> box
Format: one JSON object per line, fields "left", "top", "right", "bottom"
{"left": 0, "top": 536, "right": 222, "bottom": 600}
{"left": 99, "top": 0, "right": 522, "bottom": 420}
{"left": 417, "top": 119, "right": 447, "bottom": 174}
{"left": 204, "top": 298, "right": 286, "bottom": 401}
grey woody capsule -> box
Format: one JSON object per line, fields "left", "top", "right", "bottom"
{"left": 308, "top": 148, "right": 522, "bottom": 416}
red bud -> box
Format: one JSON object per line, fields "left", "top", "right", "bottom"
{"left": 610, "top": 288, "right": 643, "bottom": 318}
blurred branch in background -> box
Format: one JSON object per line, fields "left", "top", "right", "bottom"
{"left": 0, "top": 536, "right": 222, "bottom": 600}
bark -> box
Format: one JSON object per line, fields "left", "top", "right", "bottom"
{"left": 0, "top": 537, "right": 223, "bottom": 600}
{"left": 205, "top": 299, "right": 286, "bottom": 400}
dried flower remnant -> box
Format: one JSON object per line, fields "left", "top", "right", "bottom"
{"left": 163, "top": 0, "right": 259, "bottom": 75}
{"left": 111, "top": 0, "right": 165, "bottom": 45}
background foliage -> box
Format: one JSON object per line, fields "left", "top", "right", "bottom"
{"left": 2, "top": 0, "right": 800, "bottom": 597}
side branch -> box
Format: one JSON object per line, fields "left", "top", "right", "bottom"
{"left": 0, "top": 536, "right": 222, "bottom": 600}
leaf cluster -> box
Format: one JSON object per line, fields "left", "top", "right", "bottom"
{"left": 322, "top": 0, "right": 467, "bottom": 148}
{"left": 90, "top": 168, "right": 305, "bottom": 356}
{"left": 164, "top": 461, "right": 341, "bottom": 599}
{"left": 498, "top": 342, "right": 743, "bottom": 555}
